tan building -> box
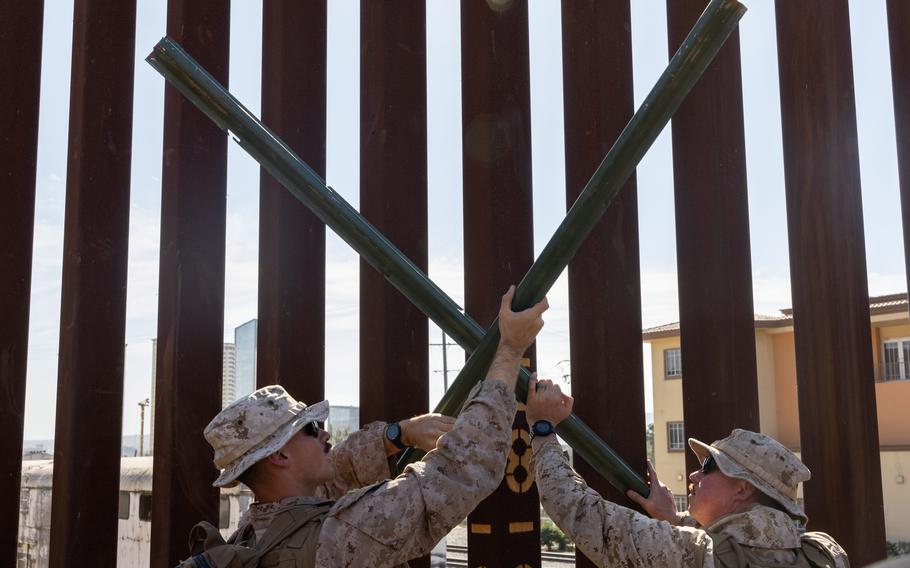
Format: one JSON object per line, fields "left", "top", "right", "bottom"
{"left": 644, "top": 293, "right": 910, "bottom": 542}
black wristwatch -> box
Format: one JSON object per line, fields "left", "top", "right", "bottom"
{"left": 531, "top": 420, "right": 555, "bottom": 439}
{"left": 385, "top": 422, "right": 407, "bottom": 450}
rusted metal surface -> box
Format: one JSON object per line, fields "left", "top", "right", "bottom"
{"left": 888, "top": 0, "right": 910, "bottom": 306}
{"left": 47, "top": 0, "right": 136, "bottom": 565}
{"left": 775, "top": 1, "right": 885, "bottom": 563}
{"left": 359, "top": 7, "right": 429, "bottom": 566}
{"left": 561, "top": 2, "right": 645, "bottom": 566}
{"left": 666, "top": 0, "right": 758, "bottom": 475}
{"left": 0, "top": 1, "right": 44, "bottom": 564}
{"left": 461, "top": 1, "right": 539, "bottom": 565}
{"left": 257, "top": 1, "right": 327, "bottom": 405}
{"left": 419, "top": 0, "right": 744, "bottom": 496}
{"left": 150, "top": 2, "right": 230, "bottom": 566}
{"left": 358, "top": 1, "right": 429, "bottom": 428}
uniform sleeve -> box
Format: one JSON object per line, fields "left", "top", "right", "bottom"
{"left": 676, "top": 512, "right": 700, "bottom": 528}
{"left": 314, "top": 379, "right": 517, "bottom": 568}
{"left": 315, "top": 421, "right": 391, "bottom": 500}
{"left": 531, "top": 436, "right": 714, "bottom": 568}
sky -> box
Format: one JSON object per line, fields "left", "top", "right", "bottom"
{"left": 22, "top": 0, "right": 906, "bottom": 441}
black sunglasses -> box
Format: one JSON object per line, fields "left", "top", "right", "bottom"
{"left": 302, "top": 421, "right": 322, "bottom": 438}
{"left": 701, "top": 454, "right": 719, "bottom": 475}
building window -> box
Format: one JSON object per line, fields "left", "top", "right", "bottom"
{"left": 882, "top": 339, "right": 910, "bottom": 381}
{"left": 673, "top": 495, "right": 688, "bottom": 513}
{"left": 118, "top": 492, "right": 130, "bottom": 520}
{"left": 664, "top": 348, "right": 682, "bottom": 379}
{"left": 219, "top": 497, "right": 231, "bottom": 529}
{"left": 139, "top": 493, "right": 152, "bottom": 521}
{"left": 667, "top": 421, "right": 685, "bottom": 452}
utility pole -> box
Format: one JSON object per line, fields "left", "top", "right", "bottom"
{"left": 430, "top": 330, "right": 458, "bottom": 391}
{"left": 138, "top": 398, "right": 150, "bottom": 456}
{"left": 556, "top": 359, "right": 571, "bottom": 383}
{"left": 441, "top": 329, "right": 448, "bottom": 391}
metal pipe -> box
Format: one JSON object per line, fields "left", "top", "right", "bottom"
{"left": 146, "top": 0, "right": 743, "bottom": 497}
{"left": 411, "top": 0, "right": 746, "bottom": 486}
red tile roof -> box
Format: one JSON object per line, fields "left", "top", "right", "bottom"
{"left": 642, "top": 293, "right": 908, "bottom": 340}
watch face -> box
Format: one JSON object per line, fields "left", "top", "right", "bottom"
{"left": 533, "top": 420, "right": 553, "bottom": 436}
{"left": 387, "top": 423, "right": 401, "bottom": 440}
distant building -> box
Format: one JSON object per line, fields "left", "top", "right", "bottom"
{"left": 221, "top": 343, "right": 237, "bottom": 409}
{"left": 327, "top": 405, "right": 359, "bottom": 438}
{"left": 22, "top": 449, "right": 53, "bottom": 462}
{"left": 232, "top": 319, "right": 257, "bottom": 405}
{"left": 643, "top": 292, "right": 910, "bottom": 542}
{"left": 18, "top": 457, "right": 252, "bottom": 568}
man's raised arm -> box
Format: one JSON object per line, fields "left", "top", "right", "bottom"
{"left": 315, "top": 286, "right": 548, "bottom": 567}
{"left": 486, "top": 285, "right": 548, "bottom": 392}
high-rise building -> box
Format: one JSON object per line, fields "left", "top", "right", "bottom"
{"left": 221, "top": 343, "right": 237, "bottom": 409}
{"left": 233, "top": 319, "right": 257, "bottom": 404}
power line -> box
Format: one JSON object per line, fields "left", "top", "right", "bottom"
{"left": 429, "top": 331, "right": 460, "bottom": 391}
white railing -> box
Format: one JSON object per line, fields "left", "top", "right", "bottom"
{"left": 880, "top": 360, "right": 910, "bottom": 382}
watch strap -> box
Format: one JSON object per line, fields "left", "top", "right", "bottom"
{"left": 385, "top": 422, "right": 407, "bottom": 450}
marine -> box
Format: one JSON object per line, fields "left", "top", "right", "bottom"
{"left": 525, "top": 377, "right": 850, "bottom": 568}
{"left": 178, "top": 285, "right": 548, "bottom": 567}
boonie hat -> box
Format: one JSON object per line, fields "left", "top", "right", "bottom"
{"left": 689, "top": 428, "right": 810, "bottom": 523}
{"left": 204, "top": 385, "right": 329, "bottom": 488}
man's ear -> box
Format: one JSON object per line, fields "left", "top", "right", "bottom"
{"left": 734, "top": 480, "right": 758, "bottom": 503}
{"left": 267, "top": 451, "right": 289, "bottom": 467}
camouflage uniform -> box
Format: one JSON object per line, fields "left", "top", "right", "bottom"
{"left": 315, "top": 379, "right": 516, "bottom": 566}
{"left": 237, "top": 421, "right": 393, "bottom": 543}
{"left": 531, "top": 429, "right": 847, "bottom": 568}
{"left": 197, "top": 380, "right": 516, "bottom": 567}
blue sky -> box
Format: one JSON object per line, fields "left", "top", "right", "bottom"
{"left": 23, "top": 0, "right": 906, "bottom": 440}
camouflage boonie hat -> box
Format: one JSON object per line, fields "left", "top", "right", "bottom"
{"left": 689, "top": 429, "right": 810, "bottom": 523}
{"left": 204, "top": 385, "right": 329, "bottom": 488}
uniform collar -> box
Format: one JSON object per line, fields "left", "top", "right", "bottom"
{"left": 241, "top": 495, "right": 332, "bottom": 533}
{"left": 705, "top": 504, "right": 802, "bottom": 549}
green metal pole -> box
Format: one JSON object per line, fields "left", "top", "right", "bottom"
{"left": 147, "top": 40, "right": 485, "bottom": 355}
{"left": 405, "top": 0, "right": 745, "bottom": 476}
{"left": 146, "top": 0, "right": 743, "bottom": 498}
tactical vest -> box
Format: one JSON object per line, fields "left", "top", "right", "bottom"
{"left": 178, "top": 499, "right": 413, "bottom": 568}
{"left": 178, "top": 501, "right": 333, "bottom": 568}
{"left": 710, "top": 530, "right": 850, "bottom": 568}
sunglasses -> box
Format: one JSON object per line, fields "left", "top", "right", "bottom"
{"left": 302, "top": 421, "right": 323, "bottom": 438}
{"left": 701, "top": 454, "right": 719, "bottom": 475}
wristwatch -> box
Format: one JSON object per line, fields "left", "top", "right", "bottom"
{"left": 384, "top": 422, "right": 407, "bottom": 450}
{"left": 531, "top": 420, "right": 555, "bottom": 439}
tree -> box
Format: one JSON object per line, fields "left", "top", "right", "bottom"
{"left": 540, "top": 519, "right": 570, "bottom": 552}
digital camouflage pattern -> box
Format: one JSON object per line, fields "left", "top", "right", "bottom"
{"left": 205, "top": 385, "right": 331, "bottom": 488}
{"left": 208, "top": 379, "right": 516, "bottom": 567}
{"left": 532, "top": 436, "right": 713, "bottom": 567}
{"left": 315, "top": 379, "right": 517, "bottom": 566}
{"left": 689, "top": 429, "right": 810, "bottom": 522}
{"left": 531, "top": 436, "right": 847, "bottom": 568}
{"left": 237, "top": 421, "right": 393, "bottom": 542}
{"left": 706, "top": 505, "right": 802, "bottom": 566}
